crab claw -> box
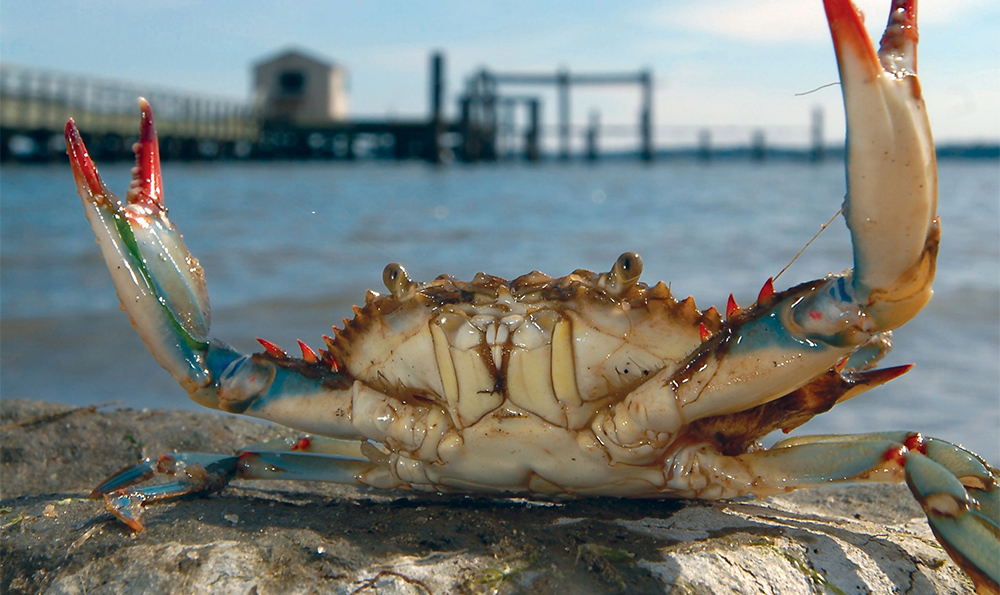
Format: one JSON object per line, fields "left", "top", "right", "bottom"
{"left": 66, "top": 99, "right": 213, "bottom": 399}
{"left": 824, "top": 0, "right": 938, "bottom": 332}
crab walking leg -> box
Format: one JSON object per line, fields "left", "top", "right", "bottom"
{"left": 920, "top": 439, "right": 1000, "bottom": 524}
{"left": 776, "top": 433, "right": 1000, "bottom": 524}
{"left": 687, "top": 432, "right": 998, "bottom": 592}
{"left": 94, "top": 454, "right": 240, "bottom": 531}
{"left": 905, "top": 452, "right": 1000, "bottom": 593}
{"left": 592, "top": 0, "right": 940, "bottom": 453}
{"left": 93, "top": 437, "right": 385, "bottom": 531}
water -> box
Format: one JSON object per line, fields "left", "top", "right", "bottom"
{"left": 2, "top": 159, "right": 998, "bottom": 462}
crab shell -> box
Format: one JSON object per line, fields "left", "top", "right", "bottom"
{"left": 209, "top": 255, "right": 901, "bottom": 501}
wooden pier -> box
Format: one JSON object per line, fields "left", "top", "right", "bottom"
{"left": 461, "top": 68, "right": 654, "bottom": 162}
{"left": 1, "top": 54, "right": 669, "bottom": 164}
{"left": 1, "top": 55, "right": 834, "bottom": 164}
{"left": 0, "top": 63, "right": 256, "bottom": 162}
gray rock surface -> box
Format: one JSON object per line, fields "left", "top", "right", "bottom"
{"left": 1, "top": 400, "right": 975, "bottom": 594}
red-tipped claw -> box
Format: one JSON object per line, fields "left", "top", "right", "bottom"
{"left": 821, "top": 0, "right": 938, "bottom": 333}
{"left": 66, "top": 119, "right": 120, "bottom": 213}
{"left": 126, "top": 98, "right": 165, "bottom": 212}
{"left": 67, "top": 100, "right": 213, "bottom": 400}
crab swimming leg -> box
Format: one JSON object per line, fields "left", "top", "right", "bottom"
{"left": 593, "top": 0, "right": 939, "bottom": 452}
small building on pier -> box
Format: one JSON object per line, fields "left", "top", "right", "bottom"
{"left": 253, "top": 49, "right": 348, "bottom": 125}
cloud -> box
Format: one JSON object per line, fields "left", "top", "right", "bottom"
{"left": 643, "top": 0, "right": 994, "bottom": 45}
{"left": 645, "top": 0, "right": 827, "bottom": 44}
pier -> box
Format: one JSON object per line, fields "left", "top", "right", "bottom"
{"left": 458, "top": 68, "right": 653, "bottom": 162}
{"left": 1, "top": 54, "right": 835, "bottom": 164}
{"left": 0, "top": 63, "right": 255, "bottom": 162}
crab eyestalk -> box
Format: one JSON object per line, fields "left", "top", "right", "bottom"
{"left": 824, "top": 0, "right": 938, "bottom": 332}
{"left": 66, "top": 100, "right": 215, "bottom": 404}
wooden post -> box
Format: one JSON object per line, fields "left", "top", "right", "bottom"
{"left": 481, "top": 71, "right": 498, "bottom": 161}
{"left": 751, "top": 129, "right": 766, "bottom": 161}
{"left": 346, "top": 132, "right": 356, "bottom": 160}
{"left": 17, "top": 70, "right": 32, "bottom": 130}
{"left": 525, "top": 98, "right": 540, "bottom": 161}
{"left": 429, "top": 51, "right": 444, "bottom": 163}
{"left": 501, "top": 98, "right": 516, "bottom": 159}
{"left": 810, "top": 106, "right": 824, "bottom": 162}
{"left": 586, "top": 110, "right": 599, "bottom": 161}
{"left": 698, "top": 129, "right": 712, "bottom": 161}
{"left": 640, "top": 69, "right": 653, "bottom": 161}
{"left": 458, "top": 94, "right": 475, "bottom": 161}
{"left": 558, "top": 68, "right": 570, "bottom": 160}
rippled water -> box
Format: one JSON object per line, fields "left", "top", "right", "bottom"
{"left": 2, "top": 158, "right": 997, "bottom": 461}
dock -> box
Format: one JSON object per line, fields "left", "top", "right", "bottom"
{"left": 0, "top": 54, "right": 834, "bottom": 164}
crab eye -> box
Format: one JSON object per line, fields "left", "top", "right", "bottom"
{"left": 612, "top": 252, "right": 643, "bottom": 287}
{"left": 382, "top": 263, "right": 412, "bottom": 297}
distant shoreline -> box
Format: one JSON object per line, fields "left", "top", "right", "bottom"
{"left": 607, "top": 143, "right": 1000, "bottom": 162}
{"left": 2, "top": 143, "right": 997, "bottom": 165}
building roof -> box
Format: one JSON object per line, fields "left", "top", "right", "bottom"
{"left": 252, "top": 48, "right": 339, "bottom": 71}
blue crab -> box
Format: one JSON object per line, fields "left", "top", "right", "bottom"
{"left": 66, "top": 0, "right": 997, "bottom": 591}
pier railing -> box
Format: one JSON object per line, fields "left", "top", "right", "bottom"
{"left": 1, "top": 63, "right": 256, "bottom": 161}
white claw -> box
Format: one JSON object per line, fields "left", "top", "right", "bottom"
{"left": 825, "top": 0, "right": 938, "bottom": 332}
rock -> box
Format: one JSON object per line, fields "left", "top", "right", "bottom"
{"left": 0, "top": 400, "right": 976, "bottom": 594}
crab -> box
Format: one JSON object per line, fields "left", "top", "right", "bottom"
{"left": 65, "top": 0, "right": 997, "bottom": 591}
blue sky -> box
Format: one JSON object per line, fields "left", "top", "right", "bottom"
{"left": 2, "top": 0, "right": 997, "bottom": 148}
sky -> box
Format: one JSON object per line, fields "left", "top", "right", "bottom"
{"left": 2, "top": 0, "right": 998, "bottom": 150}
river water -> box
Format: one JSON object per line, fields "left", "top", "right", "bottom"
{"left": 2, "top": 158, "right": 997, "bottom": 461}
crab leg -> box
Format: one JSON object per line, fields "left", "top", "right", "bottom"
{"left": 904, "top": 452, "right": 1000, "bottom": 593}
{"left": 92, "top": 453, "right": 240, "bottom": 531}
{"left": 92, "top": 436, "right": 383, "bottom": 531}
{"left": 665, "top": 433, "right": 998, "bottom": 591}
